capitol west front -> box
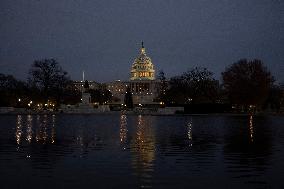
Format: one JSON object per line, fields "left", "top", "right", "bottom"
{"left": 106, "top": 42, "right": 160, "bottom": 105}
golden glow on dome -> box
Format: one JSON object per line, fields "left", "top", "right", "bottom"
{"left": 130, "top": 43, "right": 155, "bottom": 81}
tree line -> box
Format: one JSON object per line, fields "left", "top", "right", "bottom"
{"left": 0, "top": 58, "right": 283, "bottom": 112}
{"left": 0, "top": 59, "right": 110, "bottom": 109}
{"left": 156, "top": 59, "right": 283, "bottom": 113}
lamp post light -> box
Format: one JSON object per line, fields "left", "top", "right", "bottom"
{"left": 17, "top": 98, "right": 22, "bottom": 108}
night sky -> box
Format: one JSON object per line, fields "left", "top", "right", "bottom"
{"left": 1, "top": 0, "right": 283, "bottom": 83}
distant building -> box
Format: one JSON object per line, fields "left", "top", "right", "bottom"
{"left": 73, "top": 80, "right": 100, "bottom": 91}
{"left": 106, "top": 42, "right": 160, "bottom": 105}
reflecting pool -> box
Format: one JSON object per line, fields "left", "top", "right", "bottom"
{"left": 0, "top": 114, "right": 284, "bottom": 188}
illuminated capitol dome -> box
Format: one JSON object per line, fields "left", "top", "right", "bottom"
{"left": 106, "top": 42, "right": 160, "bottom": 105}
{"left": 130, "top": 42, "right": 155, "bottom": 80}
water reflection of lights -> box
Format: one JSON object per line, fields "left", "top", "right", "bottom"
{"left": 36, "top": 115, "right": 48, "bottom": 143}
{"left": 131, "top": 115, "right": 155, "bottom": 188}
{"left": 16, "top": 115, "right": 23, "bottom": 145}
{"left": 15, "top": 115, "right": 56, "bottom": 145}
{"left": 249, "top": 115, "right": 254, "bottom": 142}
{"left": 132, "top": 115, "right": 155, "bottom": 184}
{"left": 187, "top": 119, "right": 193, "bottom": 147}
{"left": 120, "top": 114, "right": 127, "bottom": 145}
{"left": 51, "top": 114, "right": 56, "bottom": 144}
{"left": 26, "top": 115, "right": 33, "bottom": 143}
{"left": 137, "top": 115, "right": 143, "bottom": 142}
{"left": 77, "top": 136, "right": 84, "bottom": 147}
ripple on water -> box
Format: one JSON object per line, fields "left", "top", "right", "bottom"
{"left": 0, "top": 114, "right": 284, "bottom": 188}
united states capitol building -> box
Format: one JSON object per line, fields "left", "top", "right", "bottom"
{"left": 74, "top": 42, "right": 161, "bottom": 105}
{"left": 107, "top": 42, "right": 160, "bottom": 105}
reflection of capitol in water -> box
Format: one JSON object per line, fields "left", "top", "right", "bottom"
{"left": 133, "top": 115, "right": 156, "bottom": 166}
{"left": 130, "top": 115, "right": 156, "bottom": 186}
{"left": 15, "top": 114, "right": 56, "bottom": 145}
{"left": 119, "top": 114, "right": 156, "bottom": 165}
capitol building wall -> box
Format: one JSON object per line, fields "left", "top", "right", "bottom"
{"left": 106, "top": 80, "right": 160, "bottom": 105}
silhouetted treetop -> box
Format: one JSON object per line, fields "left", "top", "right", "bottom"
{"left": 28, "top": 58, "right": 70, "bottom": 104}
{"left": 222, "top": 59, "right": 274, "bottom": 107}
{"left": 166, "top": 67, "right": 219, "bottom": 104}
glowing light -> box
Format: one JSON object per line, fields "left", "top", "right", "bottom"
{"left": 36, "top": 115, "right": 48, "bottom": 144}
{"left": 120, "top": 114, "right": 127, "bottom": 144}
{"left": 18, "top": 98, "right": 21, "bottom": 102}
{"left": 187, "top": 119, "right": 193, "bottom": 147}
{"left": 249, "top": 115, "right": 254, "bottom": 142}
{"left": 16, "top": 115, "right": 22, "bottom": 145}
{"left": 51, "top": 114, "right": 56, "bottom": 144}
{"left": 26, "top": 115, "right": 33, "bottom": 143}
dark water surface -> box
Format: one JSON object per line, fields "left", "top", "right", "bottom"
{"left": 0, "top": 114, "right": 284, "bottom": 188}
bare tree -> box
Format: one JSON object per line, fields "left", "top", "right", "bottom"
{"left": 166, "top": 67, "right": 219, "bottom": 104}
{"left": 28, "top": 58, "right": 70, "bottom": 105}
{"left": 0, "top": 73, "right": 27, "bottom": 106}
{"left": 222, "top": 59, "right": 274, "bottom": 110}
